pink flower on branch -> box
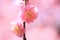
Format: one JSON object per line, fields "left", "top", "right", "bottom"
{"left": 11, "top": 21, "right": 25, "bottom": 37}
{"left": 11, "top": 0, "right": 38, "bottom": 38}
{"left": 10, "top": 0, "right": 38, "bottom": 40}
{"left": 21, "top": 5, "right": 38, "bottom": 23}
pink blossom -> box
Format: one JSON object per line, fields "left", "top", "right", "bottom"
{"left": 21, "top": 5, "right": 38, "bottom": 23}
{"left": 11, "top": 21, "right": 25, "bottom": 37}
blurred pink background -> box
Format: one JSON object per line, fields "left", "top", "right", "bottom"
{"left": 0, "top": 0, "right": 59, "bottom": 40}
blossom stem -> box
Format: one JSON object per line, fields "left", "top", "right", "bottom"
{"left": 23, "top": 0, "right": 29, "bottom": 40}
{"left": 23, "top": 0, "right": 29, "bottom": 5}
{"left": 23, "top": 22, "right": 26, "bottom": 40}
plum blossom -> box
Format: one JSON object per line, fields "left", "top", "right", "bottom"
{"left": 11, "top": 0, "right": 38, "bottom": 38}
{"left": 10, "top": 0, "right": 25, "bottom": 37}
{"left": 11, "top": 21, "right": 25, "bottom": 37}
{"left": 21, "top": 5, "right": 38, "bottom": 23}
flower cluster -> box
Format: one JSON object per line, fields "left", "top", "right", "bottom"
{"left": 11, "top": 0, "right": 38, "bottom": 37}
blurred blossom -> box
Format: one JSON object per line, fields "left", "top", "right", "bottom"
{"left": 21, "top": 5, "right": 38, "bottom": 23}
{"left": 11, "top": 20, "right": 25, "bottom": 37}
{"left": 10, "top": 12, "right": 24, "bottom": 37}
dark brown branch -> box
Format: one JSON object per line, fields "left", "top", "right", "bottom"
{"left": 23, "top": 22, "right": 26, "bottom": 40}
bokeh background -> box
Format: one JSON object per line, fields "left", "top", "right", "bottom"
{"left": 0, "top": 0, "right": 59, "bottom": 40}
